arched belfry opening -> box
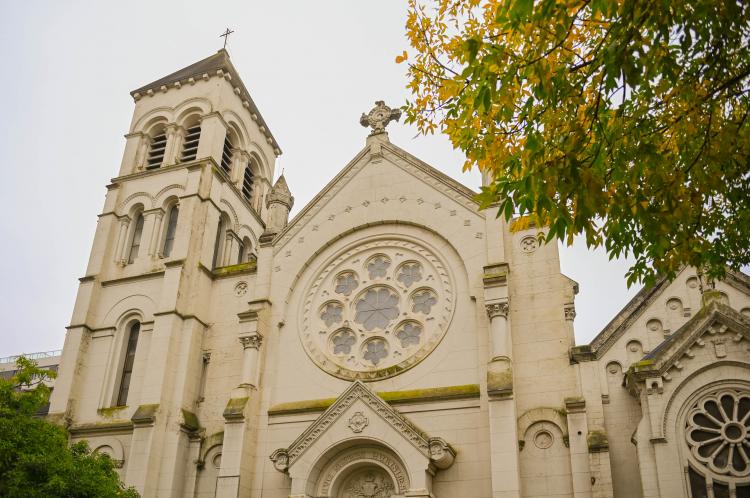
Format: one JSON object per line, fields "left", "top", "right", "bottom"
{"left": 270, "top": 381, "right": 455, "bottom": 498}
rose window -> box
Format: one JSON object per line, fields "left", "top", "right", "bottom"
{"left": 686, "top": 389, "right": 750, "bottom": 477}
{"left": 355, "top": 288, "right": 399, "bottom": 331}
{"left": 301, "top": 240, "right": 455, "bottom": 380}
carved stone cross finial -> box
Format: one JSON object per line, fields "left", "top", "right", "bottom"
{"left": 360, "top": 101, "right": 402, "bottom": 135}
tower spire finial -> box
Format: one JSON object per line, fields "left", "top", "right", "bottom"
{"left": 220, "top": 28, "right": 234, "bottom": 50}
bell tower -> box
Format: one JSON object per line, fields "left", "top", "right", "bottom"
{"left": 48, "top": 50, "right": 285, "bottom": 497}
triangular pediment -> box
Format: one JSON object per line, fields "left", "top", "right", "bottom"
{"left": 271, "top": 137, "right": 482, "bottom": 254}
{"left": 269, "top": 381, "right": 454, "bottom": 473}
{"left": 627, "top": 302, "right": 750, "bottom": 384}
{"left": 587, "top": 269, "right": 750, "bottom": 358}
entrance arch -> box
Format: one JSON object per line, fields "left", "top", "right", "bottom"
{"left": 308, "top": 442, "right": 409, "bottom": 498}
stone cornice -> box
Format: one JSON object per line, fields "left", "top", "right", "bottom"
{"left": 68, "top": 421, "right": 133, "bottom": 436}
{"left": 268, "top": 384, "right": 480, "bottom": 416}
{"left": 100, "top": 270, "right": 166, "bottom": 287}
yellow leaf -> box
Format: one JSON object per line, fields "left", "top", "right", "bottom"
{"left": 395, "top": 50, "right": 409, "bottom": 64}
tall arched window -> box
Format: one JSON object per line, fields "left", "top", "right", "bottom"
{"left": 238, "top": 236, "right": 253, "bottom": 264}
{"left": 180, "top": 124, "right": 201, "bottom": 162}
{"left": 212, "top": 216, "right": 227, "bottom": 269}
{"left": 220, "top": 133, "right": 233, "bottom": 175}
{"left": 146, "top": 131, "right": 167, "bottom": 169}
{"left": 162, "top": 204, "right": 179, "bottom": 257}
{"left": 242, "top": 165, "right": 254, "bottom": 202}
{"left": 127, "top": 212, "right": 145, "bottom": 264}
{"left": 116, "top": 321, "right": 140, "bottom": 406}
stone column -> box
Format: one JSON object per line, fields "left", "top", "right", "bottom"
{"left": 147, "top": 209, "right": 164, "bottom": 257}
{"left": 483, "top": 264, "right": 521, "bottom": 498}
{"left": 486, "top": 300, "right": 510, "bottom": 361}
{"left": 163, "top": 123, "right": 182, "bottom": 167}
{"left": 233, "top": 150, "right": 249, "bottom": 187}
{"left": 239, "top": 334, "right": 262, "bottom": 388}
{"left": 564, "top": 303, "right": 577, "bottom": 348}
{"left": 114, "top": 217, "right": 130, "bottom": 264}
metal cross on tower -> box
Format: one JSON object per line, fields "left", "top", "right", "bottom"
{"left": 220, "top": 28, "right": 234, "bottom": 49}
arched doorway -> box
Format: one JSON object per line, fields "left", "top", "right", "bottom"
{"left": 308, "top": 443, "right": 409, "bottom": 498}
{"left": 333, "top": 465, "right": 397, "bottom": 498}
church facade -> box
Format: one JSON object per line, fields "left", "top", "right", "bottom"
{"left": 47, "top": 51, "right": 750, "bottom": 498}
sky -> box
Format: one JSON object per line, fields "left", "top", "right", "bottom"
{"left": 0, "top": 0, "right": 640, "bottom": 358}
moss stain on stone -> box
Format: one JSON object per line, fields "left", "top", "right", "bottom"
{"left": 268, "top": 384, "right": 481, "bottom": 415}
{"left": 98, "top": 406, "right": 126, "bottom": 419}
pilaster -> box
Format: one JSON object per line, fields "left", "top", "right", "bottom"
{"left": 216, "top": 299, "right": 271, "bottom": 498}
{"left": 483, "top": 262, "right": 521, "bottom": 498}
{"left": 565, "top": 398, "right": 594, "bottom": 498}
{"left": 196, "top": 113, "right": 228, "bottom": 166}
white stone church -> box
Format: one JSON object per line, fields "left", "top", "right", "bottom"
{"left": 45, "top": 50, "right": 750, "bottom": 498}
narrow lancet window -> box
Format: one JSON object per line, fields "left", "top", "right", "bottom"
{"left": 162, "top": 205, "right": 179, "bottom": 257}
{"left": 116, "top": 322, "right": 140, "bottom": 406}
{"left": 212, "top": 218, "right": 225, "bottom": 269}
{"left": 146, "top": 132, "right": 167, "bottom": 169}
{"left": 128, "top": 213, "right": 145, "bottom": 264}
{"left": 181, "top": 125, "right": 201, "bottom": 162}
{"left": 220, "top": 135, "right": 233, "bottom": 174}
{"left": 242, "top": 166, "right": 254, "bottom": 202}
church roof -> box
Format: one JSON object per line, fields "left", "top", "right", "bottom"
{"left": 625, "top": 300, "right": 750, "bottom": 393}
{"left": 130, "top": 49, "right": 281, "bottom": 154}
{"left": 584, "top": 269, "right": 750, "bottom": 359}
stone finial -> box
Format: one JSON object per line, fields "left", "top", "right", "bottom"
{"left": 266, "top": 175, "right": 294, "bottom": 233}
{"left": 360, "top": 101, "right": 402, "bottom": 135}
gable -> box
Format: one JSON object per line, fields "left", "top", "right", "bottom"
{"left": 623, "top": 300, "right": 750, "bottom": 395}
{"left": 271, "top": 138, "right": 483, "bottom": 255}
{"left": 269, "top": 381, "right": 455, "bottom": 472}
{"left": 587, "top": 268, "right": 750, "bottom": 359}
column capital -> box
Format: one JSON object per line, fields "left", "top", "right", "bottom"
{"left": 239, "top": 333, "right": 263, "bottom": 350}
{"left": 486, "top": 300, "right": 509, "bottom": 319}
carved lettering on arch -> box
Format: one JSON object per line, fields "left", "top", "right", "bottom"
{"left": 318, "top": 447, "right": 409, "bottom": 495}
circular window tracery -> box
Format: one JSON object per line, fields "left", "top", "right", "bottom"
{"left": 354, "top": 287, "right": 400, "bottom": 331}
{"left": 686, "top": 389, "right": 750, "bottom": 477}
{"left": 335, "top": 271, "right": 359, "bottom": 296}
{"left": 301, "top": 239, "right": 455, "bottom": 380}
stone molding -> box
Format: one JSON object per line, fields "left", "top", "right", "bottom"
{"left": 269, "top": 381, "right": 455, "bottom": 472}
{"left": 625, "top": 303, "right": 750, "bottom": 395}
{"left": 483, "top": 263, "right": 509, "bottom": 288}
{"left": 271, "top": 141, "right": 481, "bottom": 254}
{"left": 267, "top": 384, "right": 480, "bottom": 415}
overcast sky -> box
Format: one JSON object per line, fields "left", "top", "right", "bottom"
{"left": 0, "top": 1, "right": 641, "bottom": 358}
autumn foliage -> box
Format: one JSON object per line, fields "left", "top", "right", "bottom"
{"left": 401, "top": 0, "right": 750, "bottom": 285}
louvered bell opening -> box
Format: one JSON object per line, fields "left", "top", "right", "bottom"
{"left": 220, "top": 136, "right": 233, "bottom": 174}
{"left": 180, "top": 125, "right": 201, "bottom": 162}
{"left": 146, "top": 133, "right": 167, "bottom": 169}
{"left": 242, "top": 167, "right": 254, "bottom": 200}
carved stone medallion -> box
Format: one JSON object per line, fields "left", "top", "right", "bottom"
{"left": 234, "top": 281, "right": 248, "bottom": 296}
{"left": 301, "top": 239, "right": 455, "bottom": 381}
{"left": 348, "top": 411, "right": 369, "bottom": 433}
